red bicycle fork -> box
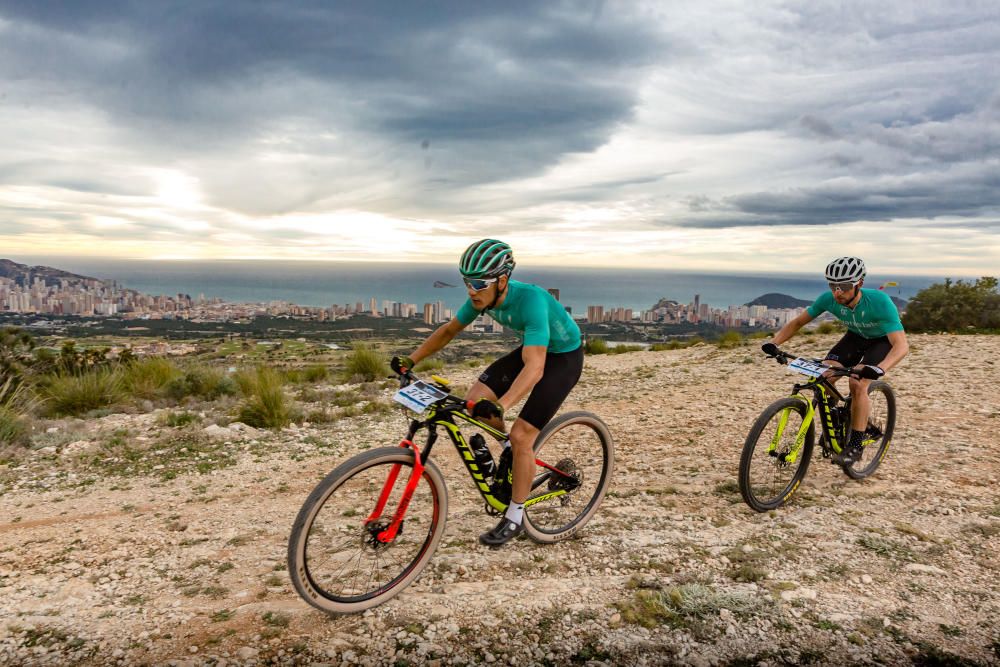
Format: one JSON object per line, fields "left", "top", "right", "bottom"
{"left": 365, "top": 439, "right": 424, "bottom": 544}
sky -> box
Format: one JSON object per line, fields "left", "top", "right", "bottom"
{"left": 0, "top": 1, "right": 998, "bottom": 275}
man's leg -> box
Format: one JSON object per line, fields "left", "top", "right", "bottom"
{"left": 508, "top": 418, "right": 540, "bottom": 507}
{"left": 848, "top": 376, "right": 872, "bottom": 433}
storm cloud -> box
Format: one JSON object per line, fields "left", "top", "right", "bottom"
{"left": 0, "top": 1, "right": 997, "bottom": 272}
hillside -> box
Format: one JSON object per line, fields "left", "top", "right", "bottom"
{"left": 745, "top": 293, "right": 812, "bottom": 309}
{"left": 0, "top": 258, "right": 96, "bottom": 285}
{"left": 1, "top": 334, "right": 998, "bottom": 665}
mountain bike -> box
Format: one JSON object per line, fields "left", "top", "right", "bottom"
{"left": 738, "top": 347, "right": 896, "bottom": 512}
{"left": 287, "top": 369, "right": 614, "bottom": 614}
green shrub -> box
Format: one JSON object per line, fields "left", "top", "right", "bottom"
{"left": 903, "top": 276, "right": 1000, "bottom": 332}
{"left": 121, "top": 357, "right": 182, "bottom": 399}
{"left": 45, "top": 369, "right": 124, "bottom": 416}
{"left": 0, "top": 405, "right": 29, "bottom": 446}
{"left": 302, "top": 365, "right": 329, "bottom": 383}
{"left": 716, "top": 331, "right": 744, "bottom": 349}
{"left": 342, "top": 344, "right": 386, "bottom": 382}
{"left": 236, "top": 367, "right": 298, "bottom": 429}
{"left": 610, "top": 344, "right": 644, "bottom": 354}
{"left": 414, "top": 358, "right": 445, "bottom": 372}
{"left": 160, "top": 411, "right": 201, "bottom": 428}
{"left": 167, "top": 367, "right": 237, "bottom": 401}
{"left": 584, "top": 338, "right": 609, "bottom": 354}
{"left": 815, "top": 321, "right": 844, "bottom": 334}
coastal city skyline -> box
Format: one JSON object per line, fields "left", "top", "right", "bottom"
{"left": 1, "top": 5, "right": 998, "bottom": 275}
{"left": 0, "top": 257, "right": 808, "bottom": 330}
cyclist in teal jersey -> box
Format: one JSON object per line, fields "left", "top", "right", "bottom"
{"left": 391, "top": 240, "right": 583, "bottom": 547}
{"left": 762, "top": 257, "right": 909, "bottom": 465}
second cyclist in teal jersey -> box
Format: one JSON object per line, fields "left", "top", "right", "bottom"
{"left": 763, "top": 257, "right": 909, "bottom": 466}
{"left": 391, "top": 239, "right": 583, "bottom": 547}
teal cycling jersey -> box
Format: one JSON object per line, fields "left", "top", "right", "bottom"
{"left": 456, "top": 280, "right": 581, "bottom": 353}
{"left": 806, "top": 288, "right": 904, "bottom": 339}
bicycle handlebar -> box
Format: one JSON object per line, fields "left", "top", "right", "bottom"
{"left": 763, "top": 347, "right": 868, "bottom": 379}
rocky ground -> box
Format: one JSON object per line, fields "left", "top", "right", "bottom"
{"left": 1, "top": 333, "right": 998, "bottom": 666}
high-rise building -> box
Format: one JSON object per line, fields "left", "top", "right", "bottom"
{"left": 547, "top": 288, "right": 560, "bottom": 302}
{"left": 587, "top": 305, "right": 604, "bottom": 323}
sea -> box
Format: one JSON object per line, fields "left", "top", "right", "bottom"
{"left": 11, "top": 257, "right": 946, "bottom": 315}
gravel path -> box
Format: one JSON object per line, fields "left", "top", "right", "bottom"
{"left": 1, "top": 334, "right": 998, "bottom": 666}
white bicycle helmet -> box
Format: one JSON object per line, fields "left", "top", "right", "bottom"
{"left": 825, "top": 257, "right": 866, "bottom": 283}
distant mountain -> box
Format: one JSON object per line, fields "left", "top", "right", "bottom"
{"left": 745, "top": 293, "right": 812, "bottom": 308}
{"left": 650, "top": 297, "right": 682, "bottom": 310}
{"left": 433, "top": 280, "right": 456, "bottom": 288}
{"left": 0, "top": 258, "right": 97, "bottom": 285}
{"left": 889, "top": 295, "right": 908, "bottom": 310}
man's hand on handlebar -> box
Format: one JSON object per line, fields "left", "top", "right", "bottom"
{"left": 390, "top": 356, "right": 416, "bottom": 376}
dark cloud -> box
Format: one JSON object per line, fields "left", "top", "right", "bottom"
{"left": 799, "top": 115, "right": 839, "bottom": 140}
{"left": 0, "top": 2, "right": 667, "bottom": 168}
{"left": 696, "top": 167, "right": 1000, "bottom": 228}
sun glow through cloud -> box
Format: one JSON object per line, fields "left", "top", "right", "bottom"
{"left": 0, "top": 3, "right": 996, "bottom": 274}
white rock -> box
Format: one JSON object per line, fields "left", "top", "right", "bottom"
{"left": 236, "top": 646, "right": 258, "bottom": 660}
{"left": 903, "top": 563, "right": 946, "bottom": 575}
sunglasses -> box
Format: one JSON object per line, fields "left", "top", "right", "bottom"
{"left": 464, "top": 277, "right": 499, "bottom": 292}
{"left": 828, "top": 281, "right": 859, "bottom": 293}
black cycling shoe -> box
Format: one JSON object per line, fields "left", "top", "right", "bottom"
{"left": 832, "top": 443, "right": 864, "bottom": 467}
{"left": 479, "top": 518, "right": 524, "bottom": 548}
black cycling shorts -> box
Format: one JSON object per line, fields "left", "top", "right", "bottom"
{"left": 825, "top": 331, "right": 892, "bottom": 367}
{"left": 477, "top": 345, "right": 584, "bottom": 430}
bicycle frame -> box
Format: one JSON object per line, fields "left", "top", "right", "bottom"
{"left": 769, "top": 374, "right": 849, "bottom": 464}
{"left": 367, "top": 382, "right": 575, "bottom": 544}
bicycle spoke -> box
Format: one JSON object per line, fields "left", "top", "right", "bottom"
{"left": 526, "top": 415, "right": 610, "bottom": 537}
{"left": 293, "top": 455, "right": 440, "bottom": 603}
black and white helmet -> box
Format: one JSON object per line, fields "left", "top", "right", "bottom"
{"left": 825, "top": 257, "right": 866, "bottom": 282}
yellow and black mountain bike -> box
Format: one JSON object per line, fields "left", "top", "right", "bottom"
{"left": 287, "top": 369, "right": 614, "bottom": 614}
{"left": 738, "top": 346, "right": 896, "bottom": 512}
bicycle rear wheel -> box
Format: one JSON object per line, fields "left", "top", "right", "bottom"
{"left": 843, "top": 381, "right": 896, "bottom": 480}
{"left": 287, "top": 446, "right": 448, "bottom": 614}
{"left": 739, "top": 397, "right": 815, "bottom": 512}
{"left": 522, "top": 411, "right": 614, "bottom": 543}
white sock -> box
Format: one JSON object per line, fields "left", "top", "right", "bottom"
{"left": 505, "top": 502, "right": 524, "bottom": 525}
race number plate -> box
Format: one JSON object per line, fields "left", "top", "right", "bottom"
{"left": 393, "top": 380, "right": 449, "bottom": 413}
{"left": 788, "top": 358, "right": 828, "bottom": 378}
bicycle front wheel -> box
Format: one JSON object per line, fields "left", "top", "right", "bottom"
{"left": 739, "top": 397, "right": 815, "bottom": 512}
{"left": 523, "top": 411, "right": 614, "bottom": 543}
{"left": 287, "top": 446, "right": 448, "bottom": 614}
{"left": 843, "top": 381, "right": 897, "bottom": 480}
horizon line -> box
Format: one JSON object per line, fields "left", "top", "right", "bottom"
{"left": 1, "top": 255, "right": 987, "bottom": 280}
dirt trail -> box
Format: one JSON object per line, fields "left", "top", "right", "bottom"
{"left": 1, "top": 334, "right": 999, "bottom": 665}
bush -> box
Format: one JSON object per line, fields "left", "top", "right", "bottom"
{"left": 903, "top": 276, "right": 1000, "bottom": 332}
{"left": 45, "top": 369, "right": 124, "bottom": 416}
{"left": 815, "top": 321, "right": 843, "bottom": 334}
{"left": 716, "top": 331, "right": 744, "bottom": 349}
{"left": 121, "top": 357, "right": 182, "bottom": 399}
{"left": 343, "top": 344, "right": 386, "bottom": 382}
{"left": 584, "top": 338, "right": 609, "bottom": 354}
{"left": 236, "top": 367, "right": 298, "bottom": 429}
{"left": 610, "top": 344, "right": 643, "bottom": 354}
{"left": 167, "top": 367, "right": 237, "bottom": 401}
{"left": 302, "top": 365, "right": 329, "bottom": 383}
{"left": 160, "top": 411, "right": 201, "bottom": 428}
{"left": 0, "top": 405, "right": 29, "bottom": 446}
{"left": 414, "top": 358, "right": 445, "bottom": 372}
